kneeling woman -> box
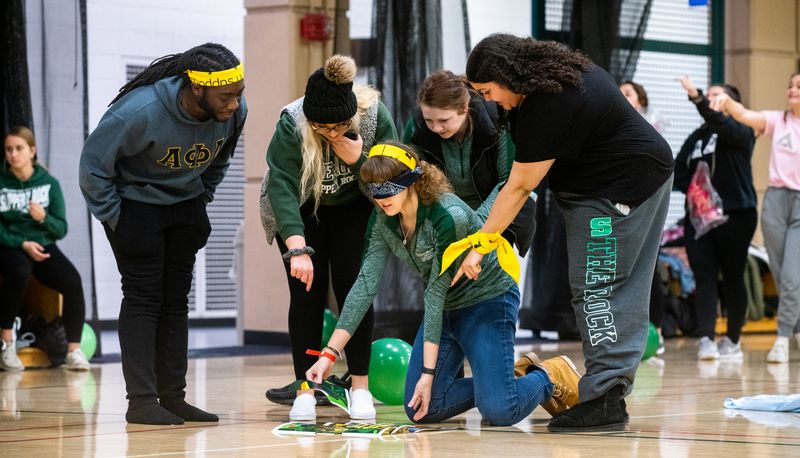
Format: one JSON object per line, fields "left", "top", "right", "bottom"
{"left": 306, "top": 142, "right": 579, "bottom": 425}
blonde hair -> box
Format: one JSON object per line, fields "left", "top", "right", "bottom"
{"left": 298, "top": 84, "right": 381, "bottom": 208}
{"left": 359, "top": 141, "right": 452, "bottom": 206}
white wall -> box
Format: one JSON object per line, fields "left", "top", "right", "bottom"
{"left": 87, "top": 0, "right": 245, "bottom": 320}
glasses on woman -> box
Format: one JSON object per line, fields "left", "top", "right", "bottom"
{"left": 310, "top": 119, "right": 352, "bottom": 134}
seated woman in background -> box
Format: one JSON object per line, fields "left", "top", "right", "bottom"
{"left": 1, "top": 126, "right": 90, "bottom": 371}
{"left": 306, "top": 142, "right": 581, "bottom": 426}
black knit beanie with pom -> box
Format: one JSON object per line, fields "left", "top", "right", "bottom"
{"left": 303, "top": 55, "right": 358, "bottom": 124}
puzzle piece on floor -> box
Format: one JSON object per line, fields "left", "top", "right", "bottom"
{"left": 272, "top": 421, "right": 445, "bottom": 436}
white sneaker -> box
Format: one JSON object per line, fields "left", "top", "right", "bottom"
{"left": 289, "top": 393, "right": 317, "bottom": 421}
{"left": 0, "top": 340, "right": 24, "bottom": 371}
{"left": 697, "top": 337, "right": 719, "bottom": 360}
{"left": 767, "top": 339, "right": 789, "bottom": 364}
{"left": 656, "top": 334, "right": 665, "bottom": 356}
{"left": 65, "top": 349, "right": 91, "bottom": 371}
{"left": 348, "top": 389, "right": 376, "bottom": 420}
{"left": 718, "top": 336, "right": 744, "bottom": 359}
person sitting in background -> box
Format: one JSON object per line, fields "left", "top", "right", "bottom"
{"left": 675, "top": 77, "right": 757, "bottom": 361}
{"left": 710, "top": 73, "right": 800, "bottom": 364}
{"left": 1, "top": 126, "right": 90, "bottom": 372}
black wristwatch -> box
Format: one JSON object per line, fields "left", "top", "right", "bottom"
{"left": 282, "top": 246, "right": 315, "bottom": 262}
{"left": 421, "top": 366, "right": 436, "bottom": 376}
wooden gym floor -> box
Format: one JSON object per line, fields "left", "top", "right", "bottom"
{"left": 1, "top": 333, "right": 799, "bottom": 457}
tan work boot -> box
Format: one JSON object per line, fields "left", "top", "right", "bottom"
{"left": 516, "top": 352, "right": 581, "bottom": 416}
{"left": 514, "top": 351, "right": 541, "bottom": 377}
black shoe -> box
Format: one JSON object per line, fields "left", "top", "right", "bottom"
{"left": 266, "top": 379, "right": 330, "bottom": 406}
{"left": 325, "top": 373, "right": 352, "bottom": 390}
{"left": 265, "top": 374, "right": 351, "bottom": 406}
{"left": 620, "top": 397, "right": 630, "bottom": 423}
{"left": 548, "top": 385, "right": 627, "bottom": 432}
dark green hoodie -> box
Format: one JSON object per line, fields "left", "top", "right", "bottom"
{"left": 0, "top": 163, "right": 67, "bottom": 248}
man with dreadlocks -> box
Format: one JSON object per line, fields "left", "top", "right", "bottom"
{"left": 79, "top": 43, "right": 246, "bottom": 425}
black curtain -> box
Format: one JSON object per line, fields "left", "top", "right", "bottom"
{"left": 369, "top": 0, "right": 443, "bottom": 131}
{"left": 520, "top": 0, "right": 652, "bottom": 337}
{"left": 1, "top": 0, "right": 34, "bottom": 134}
{"left": 555, "top": 0, "right": 653, "bottom": 82}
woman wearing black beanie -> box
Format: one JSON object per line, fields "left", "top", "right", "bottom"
{"left": 260, "top": 55, "right": 397, "bottom": 421}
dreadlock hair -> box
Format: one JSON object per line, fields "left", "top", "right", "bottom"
{"left": 109, "top": 43, "right": 240, "bottom": 106}
{"left": 466, "top": 34, "right": 591, "bottom": 96}
{"left": 359, "top": 141, "right": 452, "bottom": 206}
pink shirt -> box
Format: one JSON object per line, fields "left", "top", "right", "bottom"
{"left": 762, "top": 110, "right": 800, "bottom": 190}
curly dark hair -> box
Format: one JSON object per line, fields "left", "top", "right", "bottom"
{"left": 360, "top": 141, "right": 452, "bottom": 206}
{"left": 466, "top": 34, "right": 591, "bottom": 95}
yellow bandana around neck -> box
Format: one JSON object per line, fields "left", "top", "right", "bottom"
{"left": 368, "top": 143, "right": 416, "bottom": 170}
{"left": 185, "top": 63, "right": 244, "bottom": 87}
{"left": 439, "top": 231, "right": 519, "bottom": 283}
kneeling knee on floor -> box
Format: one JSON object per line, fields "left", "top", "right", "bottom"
{"left": 478, "top": 404, "right": 518, "bottom": 426}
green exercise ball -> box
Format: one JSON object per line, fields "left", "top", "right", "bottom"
{"left": 321, "top": 309, "right": 338, "bottom": 348}
{"left": 368, "top": 338, "right": 412, "bottom": 405}
{"left": 80, "top": 323, "right": 97, "bottom": 360}
{"left": 642, "top": 323, "right": 660, "bottom": 360}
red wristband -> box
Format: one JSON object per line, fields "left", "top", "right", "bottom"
{"left": 306, "top": 349, "right": 336, "bottom": 362}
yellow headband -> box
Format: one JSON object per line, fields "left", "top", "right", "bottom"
{"left": 185, "top": 63, "right": 244, "bottom": 87}
{"left": 368, "top": 144, "right": 416, "bottom": 170}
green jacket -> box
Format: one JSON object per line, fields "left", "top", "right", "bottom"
{"left": 336, "top": 193, "right": 516, "bottom": 344}
{"left": 262, "top": 97, "right": 397, "bottom": 243}
{"left": 0, "top": 163, "right": 68, "bottom": 248}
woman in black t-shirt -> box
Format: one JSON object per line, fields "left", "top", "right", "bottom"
{"left": 453, "top": 34, "right": 674, "bottom": 432}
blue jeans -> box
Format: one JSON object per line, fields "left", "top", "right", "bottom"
{"left": 403, "top": 287, "right": 553, "bottom": 426}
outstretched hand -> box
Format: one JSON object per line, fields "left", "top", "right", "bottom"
{"left": 709, "top": 92, "right": 731, "bottom": 113}
{"left": 678, "top": 75, "right": 699, "bottom": 99}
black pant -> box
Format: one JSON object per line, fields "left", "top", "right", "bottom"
{"left": 649, "top": 268, "right": 664, "bottom": 329}
{"left": 276, "top": 197, "right": 374, "bottom": 379}
{"left": 103, "top": 197, "right": 210, "bottom": 408}
{"left": 684, "top": 208, "right": 757, "bottom": 342}
{"left": 0, "top": 244, "right": 85, "bottom": 342}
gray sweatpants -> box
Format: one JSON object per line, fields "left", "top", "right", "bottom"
{"left": 554, "top": 175, "right": 672, "bottom": 402}
{"left": 761, "top": 187, "right": 800, "bottom": 337}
